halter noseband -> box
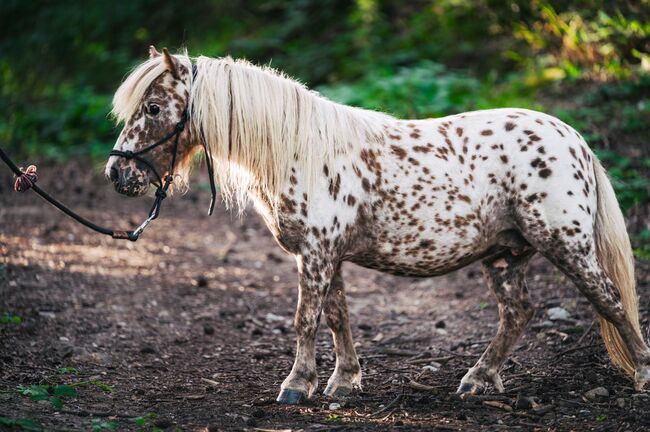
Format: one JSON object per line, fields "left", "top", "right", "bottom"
{"left": 109, "top": 108, "right": 187, "bottom": 189}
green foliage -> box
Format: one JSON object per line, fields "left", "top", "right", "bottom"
{"left": 1, "top": 86, "right": 115, "bottom": 161}
{"left": 132, "top": 412, "right": 161, "bottom": 431}
{"left": 1, "top": 0, "right": 647, "bottom": 161}
{"left": 16, "top": 380, "right": 112, "bottom": 411}
{"left": 595, "top": 150, "right": 650, "bottom": 212}
{"left": 512, "top": 3, "right": 650, "bottom": 82}
{"left": 319, "top": 61, "right": 541, "bottom": 118}
{"left": 0, "top": 417, "right": 42, "bottom": 432}
{"left": 17, "top": 384, "right": 77, "bottom": 410}
{"left": 90, "top": 419, "right": 119, "bottom": 432}
{"left": 57, "top": 367, "right": 78, "bottom": 375}
{"left": 0, "top": 313, "right": 22, "bottom": 324}
{"left": 632, "top": 229, "right": 650, "bottom": 261}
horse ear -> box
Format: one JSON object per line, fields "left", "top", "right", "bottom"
{"left": 162, "top": 48, "right": 180, "bottom": 79}
{"left": 149, "top": 45, "right": 161, "bottom": 59}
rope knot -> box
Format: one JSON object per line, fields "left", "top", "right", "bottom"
{"left": 14, "top": 165, "right": 38, "bottom": 192}
{"left": 155, "top": 188, "right": 167, "bottom": 200}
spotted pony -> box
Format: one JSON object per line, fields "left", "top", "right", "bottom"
{"left": 106, "top": 48, "right": 650, "bottom": 404}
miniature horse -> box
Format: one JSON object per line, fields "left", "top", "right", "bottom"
{"left": 106, "top": 47, "right": 649, "bottom": 404}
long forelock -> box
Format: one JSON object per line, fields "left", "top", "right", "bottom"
{"left": 189, "top": 56, "right": 390, "bottom": 212}
{"left": 111, "top": 54, "right": 191, "bottom": 124}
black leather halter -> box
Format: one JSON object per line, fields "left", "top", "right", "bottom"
{"left": 109, "top": 63, "right": 216, "bottom": 216}
{"left": 0, "top": 63, "right": 217, "bottom": 241}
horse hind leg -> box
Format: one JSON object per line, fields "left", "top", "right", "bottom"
{"left": 322, "top": 265, "right": 362, "bottom": 398}
{"left": 457, "top": 236, "right": 536, "bottom": 396}
{"left": 539, "top": 244, "right": 650, "bottom": 390}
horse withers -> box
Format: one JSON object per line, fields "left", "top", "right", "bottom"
{"left": 105, "top": 47, "right": 650, "bottom": 404}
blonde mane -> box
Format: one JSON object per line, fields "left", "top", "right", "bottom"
{"left": 113, "top": 53, "right": 390, "bottom": 209}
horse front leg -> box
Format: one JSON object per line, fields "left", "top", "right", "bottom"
{"left": 277, "top": 254, "right": 335, "bottom": 404}
{"left": 323, "top": 265, "right": 361, "bottom": 398}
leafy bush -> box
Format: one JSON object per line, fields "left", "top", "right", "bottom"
{"left": 319, "top": 61, "right": 542, "bottom": 118}
{"left": 1, "top": 85, "right": 114, "bottom": 160}
{"left": 512, "top": 4, "right": 650, "bottom": 82}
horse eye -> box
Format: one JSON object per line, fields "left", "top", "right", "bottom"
{"left": 147, "top": 103, "right": 160, "bottom": 115}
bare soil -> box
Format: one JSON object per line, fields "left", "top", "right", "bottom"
{"left": 1, "top": 162, "right": 649, "bottom": 431}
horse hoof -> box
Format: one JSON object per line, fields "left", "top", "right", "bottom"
{"left": 276, "top": 388, "right": 308, "bottom": 404}
{"left": 456, "top": 382, "right": 484, "bottom": 398}
{"left": 323, "top": 384, "right": 352, "bottom": 398}
{"left": 635, "top": 366, "right": 650, "bottom": 391}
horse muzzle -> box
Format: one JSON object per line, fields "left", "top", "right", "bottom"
{"left": 108, "top": 162, "right": 151, "bottom": 197}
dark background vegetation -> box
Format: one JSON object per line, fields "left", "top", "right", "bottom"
{"left": 2, "top": 0, "right": 647, "bottom": 256}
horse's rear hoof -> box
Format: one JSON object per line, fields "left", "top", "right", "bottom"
{"left": 635, "top": 366, "right": 650, "bottom": 391}
{"left": 277, "top": 388, "right": 308, "bottom": 404}
{"left": 456, "top": 382, "right": 484, "bottom": 399}
{"left": 323, "top": 384, "right": 352, "bottom": 399}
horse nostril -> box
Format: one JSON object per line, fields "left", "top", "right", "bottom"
{"left": 109, "top": 166, "right": 119, "bottom": 183}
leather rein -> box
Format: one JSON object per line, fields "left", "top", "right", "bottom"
{"left": 0, "top": 64, "right": 217, "bottom": 242}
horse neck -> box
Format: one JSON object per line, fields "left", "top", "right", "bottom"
{"left": 192, "top": 59, "right": 390, "bottom": 213}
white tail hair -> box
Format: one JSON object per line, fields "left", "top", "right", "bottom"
{"left": 593, "top": 157, "right": 641, "bottom": 378}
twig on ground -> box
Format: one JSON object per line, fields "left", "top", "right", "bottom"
{"left": 575, "top": 320, "right": 596, "bottom": 346}
{"left": 438, "top": 348, "right": 480, "bottom": 358}
{"left": 201, "top": 378, "right": 220, "bottom": 387}
{"left": 483, "top": 400, "right": 513, "bottom": 412}
{"left": 552, "top": 343, "right": 599, "bottom": 359}
{"left": 370, "top": 393, "right": 402, "bottom": 417}
{"left": 407, "top": 380, "right": 435, "bottom": 392}
{"left": 61, "top": 409, "right": 137, "bottom": 419}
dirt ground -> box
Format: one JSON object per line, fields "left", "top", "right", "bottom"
{"left": 1, "top": 161, "right": 649, "bottom": 431}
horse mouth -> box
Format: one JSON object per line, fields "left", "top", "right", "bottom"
{"left": 113, "top": 176, "right": 150, "bottom": 197}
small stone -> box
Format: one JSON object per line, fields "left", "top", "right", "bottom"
{"left": 616, "top": 397, "right": 625, "bottom": 408}
{"left": 584, "top": 386, "right": 609, "bottom": 400}
{"left": 422, "top": 364, "right": 440, "bottom": 373}
{"left": 203, "top": 324, "right": 215, "bottom": 335}
{"left": 140, "top": 346, "right": 156, "bottom": 354}
{"left": 195, "top": 276, "right": 208, "bottom": 287}
{"left": 547, "top": 307, "right": 570, "bottom": 321}
{"left": 265, "top": 313, "right": 285, "bottom": 322}
{"left": 515, "top": 395, "right": 540, "bottom": 410}
{"left": 435, "top": 320, "right": 446, "bottom": 329}
{"left": 329, "top": 402, "right": 341, "bottom": 410}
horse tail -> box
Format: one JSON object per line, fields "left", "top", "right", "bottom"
{"left": 593, "top": 156, "right": 640, "bottom": 378}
